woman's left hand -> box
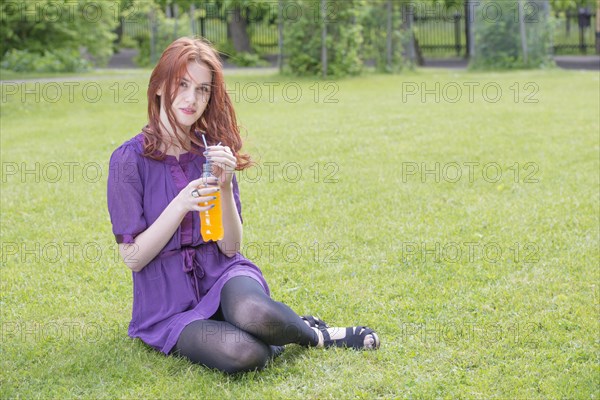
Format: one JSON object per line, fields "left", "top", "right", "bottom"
{"left": 204, "top": 145, "right": 237, "bottom": 188}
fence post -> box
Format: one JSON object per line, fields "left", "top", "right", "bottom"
{"left": 454, "top": 12, "right": 461, "bottom": 56}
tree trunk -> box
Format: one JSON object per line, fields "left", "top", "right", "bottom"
{"left": 401, "top": 2, "right": 416, "bottom": 65}
{"left": 173, "top": 4, "right": 179, "bottom": 40}
{"left": 321, "top": 0, "right": 327, "bottom": 77}
{"left": 518, "top": 0, "right": 529, "bottom": 64}
{"left": 114, "top": 17, "right": 123, "bottom": 46}
{"left": 466, "top": 0, "right": 476, "bottom": 58}
{"left": 229, "top": 6, "right": 252, "bottom": 53}
{"left": 386, "top": 0, "right": 392, "bottom": 69}
{"left": 190, "top": 4, "right": 196, "bottom": 36}
{"left": 278, "top": 0, "right": 283, "bottom": 72}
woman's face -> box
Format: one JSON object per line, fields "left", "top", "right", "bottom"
{"left": 159, "top": 61, "right": 212, "bottom": 133}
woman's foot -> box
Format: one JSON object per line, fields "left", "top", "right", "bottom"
{"left": 312, "top": 326, "right": 380, "bottom": 350}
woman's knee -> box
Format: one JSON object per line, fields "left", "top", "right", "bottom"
{"left": 173, "top": 320, "right": 271, "bottom": 374}
{"left": 220, "top": 340, "right": 271, "bottom": 374}
{"left": 222, "top": 291, "right": 274, "bottom": 327}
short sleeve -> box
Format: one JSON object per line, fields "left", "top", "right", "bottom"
{"left": 107, "top": 144, "right": 147, "bottom": 243}
{"left": 232, "top": 173, "right": 243, "bottom": 224}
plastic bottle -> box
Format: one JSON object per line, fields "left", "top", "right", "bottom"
{"left": 199, "top": 161, "right": 224, "bottom": 241}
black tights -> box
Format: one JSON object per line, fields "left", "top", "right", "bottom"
{"left": 173, "top": 276, "right": 319, "bottom": 374}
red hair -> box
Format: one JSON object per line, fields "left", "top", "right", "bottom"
{"left": 142, "top": 37, "right": 251, "bottom": 170}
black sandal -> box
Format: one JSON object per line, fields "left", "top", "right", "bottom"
{"left": 301, "top": 315, "right": 330, "bottom": 329}
{"left": 319, "top": 326, "right": 380, "bottom": 350}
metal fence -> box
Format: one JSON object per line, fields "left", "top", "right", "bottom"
{"left": 553, "top": 11, "right": 597, "bottom": 54}
{"left": 413, "top": 13, "right": 466, "bottom": 58}
{"left": 121, "top": 5, "right": 278, "bottom": 57}
{"left": 411, "top": 8, "right": 598, "bottom": 58}
{"left": 120, "top": 5, "right": 598, "bottom": 61}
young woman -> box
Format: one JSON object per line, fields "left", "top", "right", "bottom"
{"left": 107, "top": 37, "right": 379, "bottom": 374}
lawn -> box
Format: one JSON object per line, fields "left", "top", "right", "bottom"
{"left": 1, "top": 66, "right": 598, "bottom": 398}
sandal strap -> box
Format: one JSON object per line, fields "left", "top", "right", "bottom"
{"left": 301, "top": 315, "right": 317, "bottom": 327}
{"left": 320, "top": 326, "right": 377, "bottom": 350}
{"left": 314, "top": 316, "right": 329, "bottom": 328}
{"left": 320, "top": 326, "right": 332, "bottom": 343}
{"left": 301, "top": 315, "right": 329, "bottom": 329}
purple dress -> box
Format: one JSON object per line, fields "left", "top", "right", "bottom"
{"left": 107, "top": 133, "right": 270, "bottom": 354}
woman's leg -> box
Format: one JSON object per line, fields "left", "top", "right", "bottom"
{"left": 220, "top": 276, "right": 319, "bottom": 347}
{"left": 173, "top": 319, "right": 272, "bottom": 374}
{"left": 220, "top": 276, "right": 380, "bottom": 350}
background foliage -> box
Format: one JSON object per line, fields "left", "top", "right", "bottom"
{"left": 470, "top": 0, "right": 555, "bottom": 70}
{"left": 1, "top": 0, "right": 597, "bottom": 74}
{"left": 282, "top": 0, "right": 365, "bottom": 77}
{"left": 0, "top": 0, "right": 118, "bottom": 72}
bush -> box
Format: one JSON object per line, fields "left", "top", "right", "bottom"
{"left": 361, "top": 1, "right": 406, "bottom": 73}
{"left": 283, "top": 0, "right": 365, "bottom": 77}
{"left": 0, "top": 49, "right": 91, "bottom": 73}
{"left": 0, "top": 0, "right": 116, "bottom": 69}
{"left": 131, "top": 4, "right": 193, "bottom": 67}
{"left": 229, "top": 52, "right": 270, "bottom": 67}
{"left": 470, "top": 0, "right": 554, "bottom": 70}
{"left": 210, "top": 41, "right": 269, "bottom": 67}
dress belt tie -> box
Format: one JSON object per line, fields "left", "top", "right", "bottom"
{"left": 158, "top": 246, "right": 205, "bottom": 301}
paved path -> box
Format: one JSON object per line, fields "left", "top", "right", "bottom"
{"left": 422, "top": 55, "right": 599, "bottom": 70}
{"left": 553, "top": 55, "right": 600, "bottom": 70}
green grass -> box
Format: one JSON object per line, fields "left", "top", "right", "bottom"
{"left": 1, "top": 67, "right": 598, "bottom": 398}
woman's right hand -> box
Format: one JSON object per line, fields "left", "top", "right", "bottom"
{"left": 120, "top": 177, "right": 221, "bottom": 272}
{"left": 174, "top": 176, "right": 220, "bottom": 213}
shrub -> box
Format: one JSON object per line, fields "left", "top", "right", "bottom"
{"left": 130, "top": 3, "right": 193, "bottom": 67}
{"left": 0, "top": 49, "right": 91, "bottom": 73}
{"left": 361, "top": 1, "right": 406, "bottom": 73}
{"left": 0, "top": 0, "right": 116, "bottom": 70}
{"left": 283, "top": 0, "right": 365, "bottom": 77}
{"left": 229, "top": 51, "right": 270, "bottom": 67}
{"left": 470, "top": 0, "right": 554, "bottom": 70}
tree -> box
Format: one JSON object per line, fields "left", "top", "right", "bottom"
{"left": 226, "top": 0, "right": 252, "bottom": 53}
{"left": 0, "top": 0, "right": 118, "bottom": 68}
{"left": 550, "top": 0, "right": 596, "bottom": 12}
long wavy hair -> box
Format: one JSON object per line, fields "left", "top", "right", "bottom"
{"left": 142, "top": 37, "right": 251, "bottom": 170}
